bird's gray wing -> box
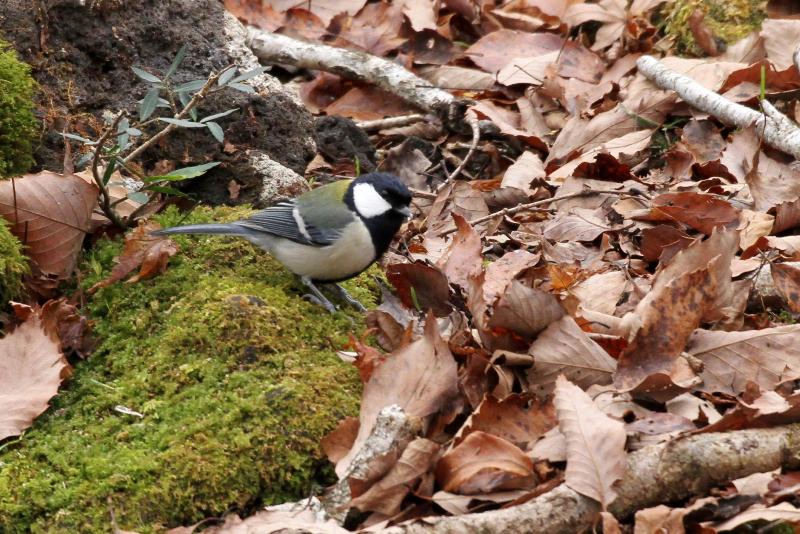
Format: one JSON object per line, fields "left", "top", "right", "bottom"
{"left": 235, "top": 199, "right": 355, "bottom": 246}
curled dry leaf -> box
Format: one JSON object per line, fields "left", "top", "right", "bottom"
{"left": 336, "top": 316, "right": 459, "bottom": 477}
{"left": 0, "top": 171, "right": 97, "bottom": 277}
{"left": 0, "top": 315, "right": 69, "bottom": 440}
{"left": 528, "top": 316, "right": 617, "bottom": 396}
{"left": 454, "top": 393, "right": 557, "bottom": 450}
{"left": 88, "top": 222, "right": 179, "bottom": 294}
{"left": 386, "top": 261, "right": 451, "bottom": 316}
{"left": 639, "top": 192, "right": 740, "bottom": 235}
{"left": 321, "top": 417, "right": 360, "bottom": 465}
{"left": 488, "top": 279, "right": 565, "bottom": 341}
{"left": 436, "top": 431, "right": 535, "bottom": 495}
{"left": 554, "top": 375, "right": 626, "bottom": 510}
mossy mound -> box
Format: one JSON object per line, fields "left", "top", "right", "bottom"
{"left": 0, "top": 39, "right": 37, "bottom": 177}
{"left": 0, "top": 217, "right": 27, "bottom": 305}
{"left": 0, "top": 207, "right": 370, "bottom": 533}
{"left": 663, "top": 0, "right": 767, "bottom": 56}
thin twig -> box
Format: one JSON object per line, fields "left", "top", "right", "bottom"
{"left": 357, "top": 114, "right": 427, "bottom": 132}
{"left": 91, "top": 111, "right": 128, "bottom": 229}
{"left": 410, "top": 188, "right": 437, "bottom": 200}
{"left": 436, "top": 189, "right": 645, "bottom": 236}
{"left": 435, "top": 112, "right": 481, "bottom": 193}
{"left": 122, "top": 65, "right": 233, "bottom": 164}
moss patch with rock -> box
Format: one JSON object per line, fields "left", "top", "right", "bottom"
{"left": 0, "top": 39, "right": 37, "bottom": 177}
{"left": 663, "top": 0, "right": 767, "bottom": 56}
{"left": 0, "top": 218, "right": 28, "bottom": 305}
{"left": 0, "top": 206, "right": 370, "bottom": 533}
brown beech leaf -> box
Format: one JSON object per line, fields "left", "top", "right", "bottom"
{"left": 639, "top": 225, "right": 694, "bottom": 263}
{"left": 455, "top": 394, "right": 556, "bottom": 449}
{"left": 336, "top": 317, "right": 459, "bottom": 477}
{"left": 614, "top": 229, "right": 737, "bottom": 391}
{"left": 436, "top": 431, "right": 535, "bottom": 495}
{"left": 489, "top": 279, "right": 565, "bottom": 340}
{"left": 386, "top": 261, "right": 451, "bottom": 316}
{"left": 437, "top": 213, "right": 482, "bottom": 289}
{"left": 331, "top": 2, "right": 406, "bottom": 56}
{"left": 745, "top": 150, "right": 800, "bottom": 212}
{"left": 687, "top": 326, "right": 800, "bottom": 395}
{"left": 529, "top": 316, "right": 617, "bottom": 396}
{"left": 40, "top": 298, "right": 93, "bottom": 357}
{"left": 0, "top": 171, "right": 97, "bottom": 277}
{"left": 349, "top": 438, "right": 440, "bottom": 515}
{"left": 570, "top": 270, "right": 627, "bottom": 315}
{"left": 770, "top": 262, "right": 800, "bottom": 313}
{"left": 643, "top": 192, "right": 740, "bottom": 235}
{"left": 465, "top": 29, "right": 563, "bottom": 73}
{"left": 204, "top": 506, "right": 348, "bottom": 534}
{"left": 88, "top": 222, "right": 179, "bottom": 294}
{"left": 543, "top": 208, "right": 615, "bottom": 242}
{"left": 0, "top": 315, "right": 69, "bottom": 440}
{"left": 554, "top": 376, "right": 626, "bottom": 510}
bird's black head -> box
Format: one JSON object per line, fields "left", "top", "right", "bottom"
{"left": 345, "top": 172, "right": 412, "bottom": 220}
{"left": 344, "top": 172, "right": 412, "bottom": 257}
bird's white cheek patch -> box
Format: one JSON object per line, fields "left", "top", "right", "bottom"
{"left": 353, "top": 183, "right": 392, "bottom": 218}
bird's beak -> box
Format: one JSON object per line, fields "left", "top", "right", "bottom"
{"left": 396, "top": 205, "right": 412, "bottom": 219}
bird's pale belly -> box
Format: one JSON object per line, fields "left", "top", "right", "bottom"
{"left": 270, "top": 221, "right": 377, "bottom": 281}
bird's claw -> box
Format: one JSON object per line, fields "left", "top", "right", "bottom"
{"left": 302, "top": 293, "right": 338, "bottom": 313}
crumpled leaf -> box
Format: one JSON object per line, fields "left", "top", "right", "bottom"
{"left": 88, "top": 222, "right": 179, "bottom": 294}
{"left": 437, "top": 213, "right": 482, "bottom": 289}
{"left": 0, "top": 314, "right": 69, "bottom": 440}
{"left": 435, "top": 431, "right": 535, "bottom": 494}
{"left": 386, "top": 261, "right": 451, "bottom": 316}
{"left": 554, "top": 375, "right": 626, "bottom": 509}
{"left": 454, "top": 393, "right": 556, "bottom": 449}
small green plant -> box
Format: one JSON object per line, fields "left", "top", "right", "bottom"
{"left": 0, "top": 40, "right": 38, "bottom": 178}
{"left": 64, "top": 45, "right": 267, "bottom": 228}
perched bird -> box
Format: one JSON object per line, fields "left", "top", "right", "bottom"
{"left": 153, "top": 172, "right": 412, "bottom": 312}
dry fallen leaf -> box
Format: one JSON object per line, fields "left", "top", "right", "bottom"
{"left": 0, "top": 171, "right": 97, "bottom": 277}
{"left": 88, "top": 222, "right": 179, "bottom": 294}
{"left": 336, "top": 317, "right": 459, "bottom": 477}
{"left": 554, "top": 375, "right": 626, "bottom": 509}
{"left": 0, "top": 314, "right": 69, "bottom": 440}
{"left": 436, "top": 431, "right": 536, "bottom": 494}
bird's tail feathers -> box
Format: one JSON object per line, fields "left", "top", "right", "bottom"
{"left": 152, "top": 223, "right": 250, "bottom": 237}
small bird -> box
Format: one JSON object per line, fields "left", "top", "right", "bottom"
{"left": 153, "top": 172, "right": 412, "bottom": 312}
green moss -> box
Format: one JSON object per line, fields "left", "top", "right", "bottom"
{"left": 663, "top": 0, "right": 767, "bottom": 56}
{"left": 0, "top": 217, "right": 28, "bottom": 305}
{"left": 0, "top": 39, "right": 37, "bottom": 177}
{"left": 0, "top": 206, "right": 373, "bottom": 533}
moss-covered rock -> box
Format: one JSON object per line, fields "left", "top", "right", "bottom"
{"left": 663, "top": 0, "right": 767, "bottom": 56}
{"left": 0, "top": 217, "right": 27, "bottom": 305}
{"left": 0, "top": 39, "right": 37, "bottom": 177}
{"left": 0, "top": 207, "right": 370, "bottom": 533}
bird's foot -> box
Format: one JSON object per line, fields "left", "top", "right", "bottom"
{"left": 330, "top": 284, "right": 367, "bottom": 312}
{"left": 299, "top": 276, "right": 338, "bottom": 313}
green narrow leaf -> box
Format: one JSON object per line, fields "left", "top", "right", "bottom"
{"left": 131, "top": 66, "right": 162, "bottom": 83}
{"left": 127, "top": 191, "right": 150, "bottom": 204}
{"left": 206, "top": 122, "right": 224, "bottom": 143}
{"left": 166, "top": 161, "right": 221, "bottom": 178}
{"left": 156, "top": 97, "right": 172, "bottom": 109}
{"left": 190, "top": 108, "right": 198, "bottom": 122}
{"left": 165, "top": 44, "right": 188, "bottom": 79}
{"left": 175, "top": 79, "right": 206, "bottom": 93}
{"left": 200, "top": 108, "right": 238, "bottom": 123}
{"left": 178, "top": 90, "right": 191, "bottom": 110}
{"left": 126, "top": 127, "right": 142, "bottom": 136}
{"left": 230, "top": 66, "right": 268, "bottom": 83}
{"left": 61, "top": 132, "right": 96, "bottom": 145}
{"left": 144, "top": 161, "right": 221, "bottom": 182}
{"left": 139, "top": 87, "right": 160, "bottom": 121}
{"left": 102, "top": 159, "right": 118, "bottom": 185}
{"left": 760, "top": 64, "right": 767, "bottom": 102}
{"left": 228, "top": 82, "right": 255, "bottom": 94}
{"left": 218, "top": 67, "right": 237, "bottom": 86}
{"left": 158, "top": 117, "right": 206, "bottom": 128}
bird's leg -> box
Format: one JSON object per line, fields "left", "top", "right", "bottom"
{"left": 330, "top": 283, "right": 367, "bottom": 312}
{"left": 299, "top": 275, "right": 338, "bottom": 313}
